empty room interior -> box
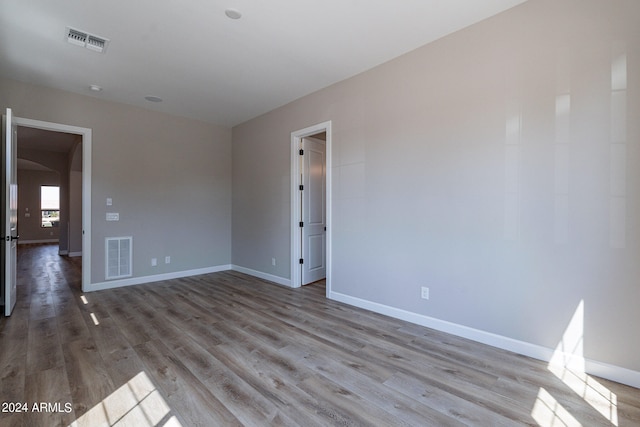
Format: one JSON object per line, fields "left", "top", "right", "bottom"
{"left": 1, "top": 0, "right": 639, "bottom": 426}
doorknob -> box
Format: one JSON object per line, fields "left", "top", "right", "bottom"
{"left": 10, "top": 235, "right": 19, "bottom": 241}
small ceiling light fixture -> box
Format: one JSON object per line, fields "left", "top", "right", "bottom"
{"left": 144, "top": 95, "right": 163, "bottom": 103}
{"left": 89, "top": 84, "right": 102, "bottom": 92}
{"left": 225, "top": 8, "right": 242, "bottom": 19}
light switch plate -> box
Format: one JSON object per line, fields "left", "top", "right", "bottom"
{"left": 106, "top": 212, "right": 119, "bottom": 221}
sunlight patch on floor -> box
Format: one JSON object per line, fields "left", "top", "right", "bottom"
{"left": 532, "top": 387, "right": 581, "bottom": 427}
{"left": 532, "top": 300, "right": 618, "bottom": 427}
{"left": 80, "top": 294, "right": 101, "bottom": 326}
{"left": 68, "top": 371, "right": 182, "bottom": 426}
{"left": 89, "top": 312, "right": 100, "bottom": 325}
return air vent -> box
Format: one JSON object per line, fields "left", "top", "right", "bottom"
{"left": 66, "top": 26, "right": 109, "bottom": 53}
{"left": 105, "top": 236, "right": 132, "bottom": 280}
{"left": 86, "top": 35, "right": 107, "bottom": 52}
{"left": 67, "top": 28, "right": 87, "bottom": 46}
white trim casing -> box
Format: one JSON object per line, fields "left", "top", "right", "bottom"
{"left": 14, "top": 116, "right": 92, "bottom": 291}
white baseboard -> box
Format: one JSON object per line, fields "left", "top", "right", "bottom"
{"left": 18, "top": 239, "right": 59, "bottom": 245}
{"left": 84, "top": 263, "right": 640, "bottom": 389}
{"left": 231, "top": 265, "right": 291, "bottom": 287}
{"left": 89, "top": 264, "right": 291, "bottom": 292}
{"left": 329, "top": 290, "right": 640, "bottom": 389}
{"left": 88, "top": 264, "right": 233, "bottom": 291}
{"left": 68, "top": 251, "right": 82, "bottom": 257}
{"left": 583, "top": 358, "right": 640, "bottom": 389}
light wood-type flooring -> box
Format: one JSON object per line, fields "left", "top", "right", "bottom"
{"left": 1, "top": 244, "right": 639, "bottom": 426}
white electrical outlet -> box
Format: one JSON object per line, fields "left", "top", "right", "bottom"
{"left": 151, "top": 258, "right": 157, "bottom": 267}
{"left": 272, "top": 258, "right": 276, "bottom": 266}
{"left": 165, "top": 256, "right": 171, "bottom": 264}
{"left": 421, "top": 287, "right": 430, "bottom": 300}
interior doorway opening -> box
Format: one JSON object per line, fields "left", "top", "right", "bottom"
{"left": 299, "top": 133, "right": 326, "bottom": 286}
{"left": 14, "top": 117, "right": 92, "bottom": 292}
{"left": 291, "top": 121, "right": 332, "bottom": 294}
{"left": 17, "top": 127, "right": 81, "bottom": 256}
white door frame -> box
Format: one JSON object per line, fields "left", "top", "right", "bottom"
{"left": 3, "top": 108, "right": 17, "bottom": 316}
{"left": 15, "top": 116, "right": 92, "bottom": 292}
{"left": 291, "top": 121, "right": 331, "bottom": 294}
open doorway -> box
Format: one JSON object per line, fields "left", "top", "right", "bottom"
{"left": 291, "top": 121, "right": 332, "bottom": 294}
{"left": 17, "top": 127, "right": 80, "bottom": 254}
{"left": 14, "top": 116, "right": 92, "bottom": 291}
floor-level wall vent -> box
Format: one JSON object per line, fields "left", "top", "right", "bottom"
{"left": 105, "top": 236, "right": 132, "bottom": 280}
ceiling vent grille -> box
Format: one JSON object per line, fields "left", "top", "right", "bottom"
{"left": 86, "top": 35, "right": 107, "bottom": 52}
{"left": 67, "top": 28, "right": 87, "bottom": 46}
{"left": 66, "top": 27, "right": 109, "bottom": 53}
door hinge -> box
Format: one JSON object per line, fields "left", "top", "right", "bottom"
{"left": 299, "top": 184, "right": 304, "bottom": 191}
{"left": 299, "top": 221, "right": 304, "bottom": 228}
{"left": 299, "top": 149, "right": 304, "bottom": 155}
{"left": 299, "top": 258, "right": 304, "bottom": 264}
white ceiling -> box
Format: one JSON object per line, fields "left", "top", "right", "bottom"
{"left": 0, "top": 0, "right": 527, "bottom": 128}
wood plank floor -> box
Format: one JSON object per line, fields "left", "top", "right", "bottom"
{"left": 1, "top": 244, "right": 639, "bottom": 426}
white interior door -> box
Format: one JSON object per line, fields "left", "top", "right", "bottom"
{"left": 301, "top": 136, "right": 326, "bottom": 285}
{"left": 2, "top": 108, "right": 18, "bottom": 316}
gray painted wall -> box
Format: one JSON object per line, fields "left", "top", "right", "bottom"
{"left": 68, "top": 143, "right": 83, "bottom": 255}
{"left": 232, "top": 0, "right": 640, "bottom": 373}
{"left": 1, "top": 78, "right": 232, "bottom": 283}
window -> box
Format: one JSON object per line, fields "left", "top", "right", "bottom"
{"left": 41, "top": 186, "right": 60, "bottom": 227}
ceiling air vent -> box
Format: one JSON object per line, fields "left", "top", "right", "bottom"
{"left": 67, "top": 27, "right": 87, "bottom": 46}
{"left": 66, "top": 26, "right": 109, "bottom": 53}
{"left": 86, "top": 35, "right": 107, "bottom": 52}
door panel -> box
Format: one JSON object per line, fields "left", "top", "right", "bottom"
{"left": 308, "top": 235, "right": 324, "bottom": 269}
{"left": 2, "top": 108, "right": 17, "bottom": 316}
{"left": 301, "top": 137, "right": 326, "bottom": 285}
